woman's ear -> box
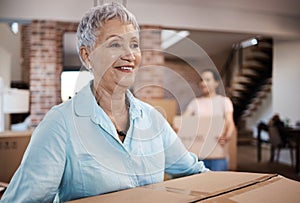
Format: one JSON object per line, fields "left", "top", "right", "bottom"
{"left": 79, "top": 46, "right": 90, "bottom": 65}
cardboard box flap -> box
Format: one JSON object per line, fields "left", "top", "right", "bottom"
{"left": 227, "top": 175, "right": 300, "bottom": 203}
{"left": 146, "top": 172, "right": 277, "bottom": 202}
{"left": 152, "top": 172, "right": 276, "bottom": 195}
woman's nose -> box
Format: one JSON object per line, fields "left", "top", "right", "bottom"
{"left": 200, "top": 80, "right": 208, "bottom": 88}
{"left": 121, "top": 47, "right": 136, "bottom": 61}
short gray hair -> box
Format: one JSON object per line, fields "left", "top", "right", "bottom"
{"left": 76, "top": 2, "right": 139, "bottom": 56}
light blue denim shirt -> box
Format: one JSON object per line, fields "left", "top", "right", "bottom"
{"left": 1, "top": 82, "right": 208, "bottom": 203}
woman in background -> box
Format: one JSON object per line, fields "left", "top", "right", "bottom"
{"left": 184, "top": 69, "right": 236, "bottom": 171}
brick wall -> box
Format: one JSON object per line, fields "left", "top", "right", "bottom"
{"left": 21, "top": 25, "right": 31, "bottom": 84}
{"left": 22, "top": 21, "right": 78, "bottom": 127}
{"left": 163, "top": 58, "right": 202, "bottom": 114}
{"left": 133, "top": 26, "right": 165, "bottom": 99}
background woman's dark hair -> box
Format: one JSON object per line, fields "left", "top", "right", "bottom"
{"left": 201, "top": 68, "right": 220, "bottom": 81}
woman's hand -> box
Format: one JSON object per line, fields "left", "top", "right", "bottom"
{"left": 218, "top": 135, "right": 230, "bottom": 146}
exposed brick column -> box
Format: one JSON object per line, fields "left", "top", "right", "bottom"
{"left": 24, "top": 21, "right": 78, "bottom": 127}
{"left": 29, "top": 21, "right": 60, "bottom": 127}
{"left": 133, "top": 26, "right": 165, "bottom": 99}
{"left": 21, "top": 25, "right": 31, "bottom": 84}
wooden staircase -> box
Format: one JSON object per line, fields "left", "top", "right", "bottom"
{"left": 226, "top": 37, "right": 273, "bottom": 122}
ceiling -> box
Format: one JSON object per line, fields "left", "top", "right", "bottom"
{"left": 163, "top": 29, "right": 256, "bottom": 68}
{"left": 56, "top": 0, "right": 300, "bottom": 69}
{"left": 169, "top": 0, "right": 300, "bottom": 18}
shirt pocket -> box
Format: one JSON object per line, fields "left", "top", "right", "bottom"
{"left": 79, "top": 156, "right": 122, "bottom": 196}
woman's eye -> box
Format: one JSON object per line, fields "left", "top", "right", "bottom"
{"left": 109, "top": 42, "right": 121, "bottom": 48}
{"left": 131, "top": 42, "right": 139, "bottom": 49}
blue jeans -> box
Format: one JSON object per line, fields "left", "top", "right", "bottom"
{"left": 202, "top": 159, "right": 228, "bottom": 171}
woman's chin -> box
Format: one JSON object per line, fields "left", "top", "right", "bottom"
{"left": 116, "top": 76, "right": 135, "bottom": 88}
{"left": 201, "top": 91, "right": 210, "bottom": 97}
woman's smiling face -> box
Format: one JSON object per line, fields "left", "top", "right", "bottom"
{"left": 89, "top": 18, "right": 141, "bottom": 91}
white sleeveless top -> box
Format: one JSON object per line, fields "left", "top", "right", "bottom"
{"left": 186, "top": 95, "right": 233, "bottom": 118}
{"left": 184, "top": 95, "right": 233, "bottom": 159}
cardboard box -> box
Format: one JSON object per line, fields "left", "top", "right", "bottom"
{"left": 67, "top": 172, "right": 300, "bottom": 203}
{"left": 142, "top": 98, "right": 177, "bottom": 125}
{"left": 174, "top": 115, "right": 226, "bottom": 159}
{"left": 0, "top": 131, "right": 32, "bottom": 182}
{"left": 173, "top": 116, "right": 237, "bottom": 170}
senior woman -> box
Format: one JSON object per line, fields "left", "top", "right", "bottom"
{"left": 0, "top": 3, "right": 208, "bottom": 203}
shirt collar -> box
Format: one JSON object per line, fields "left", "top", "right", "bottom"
{"left": 73, "top": 81, "right": 143, "bottom": 122}
{"left": 126, "top": 89, "right": 143, "bottom": 120}
{"left": 73, "top": 81, "right": 95, "bottom": 117}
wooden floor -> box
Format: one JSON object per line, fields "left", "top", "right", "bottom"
{"left": 236, "top": 143, "right": 300, "bottom": 181}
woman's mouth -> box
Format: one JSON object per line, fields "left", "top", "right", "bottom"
{"left": 114, "top": 66, "right": 134, "bottom": 73}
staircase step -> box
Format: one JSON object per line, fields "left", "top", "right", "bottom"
{"left": 231, "top": 83, "right": 248, "bottom": 91}
{"left": 231, "top": 91, "right": 245, "bottom": 98}
{"left": 251, "top": 43, "right": 272, "bottom": 54}
{"left": 243, "top": 61, "right": 269, "bottom": 72}
{"left": 232, "top": 76, "right": 255, "bottom": 86}
{"left": 245, "top": 54, "right": 271, "bottom": 65}
{"left": 242, "top": 68, "right": 261, "bottom": 78}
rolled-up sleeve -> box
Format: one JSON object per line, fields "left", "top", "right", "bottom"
{"left": 162, "top": 120, "right": 209, "bottom": 176}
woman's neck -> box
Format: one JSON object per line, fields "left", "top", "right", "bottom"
{"left": 203, "top": 91, "right": 217, "bottom": 98}
{"left": 92, "top": 81, "right": 128, "bottom": 117}
{"left": 93, "top": 82, "right": 130, "bottom": 143}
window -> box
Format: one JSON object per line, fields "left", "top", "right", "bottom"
{"left": 61, "top": 71, "right": 93, "bottom": 102}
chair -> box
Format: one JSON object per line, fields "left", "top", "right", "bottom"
{"left": 268, "top": 126, "right": 294, "bottom": 166}
{"left": 257, "top": 122, "right": 269, "bottom": 162}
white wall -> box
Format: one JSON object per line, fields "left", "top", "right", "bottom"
{"left": 0, "top": 46, "right": 11, "bottom": 87}
{"left": 0, "top": 23, "right": 22, "bottom": 130}
{"left": 130, "top": 0, "right": 300, "bottom": 38}
{"left": 273, "top": 39, "right": 300, "bottom": 125}
{"left": 0, "top": 23, "right": 22, "bottom": 82}
{"left": 0, "top": 46, "right": 11, "bottom": 130}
